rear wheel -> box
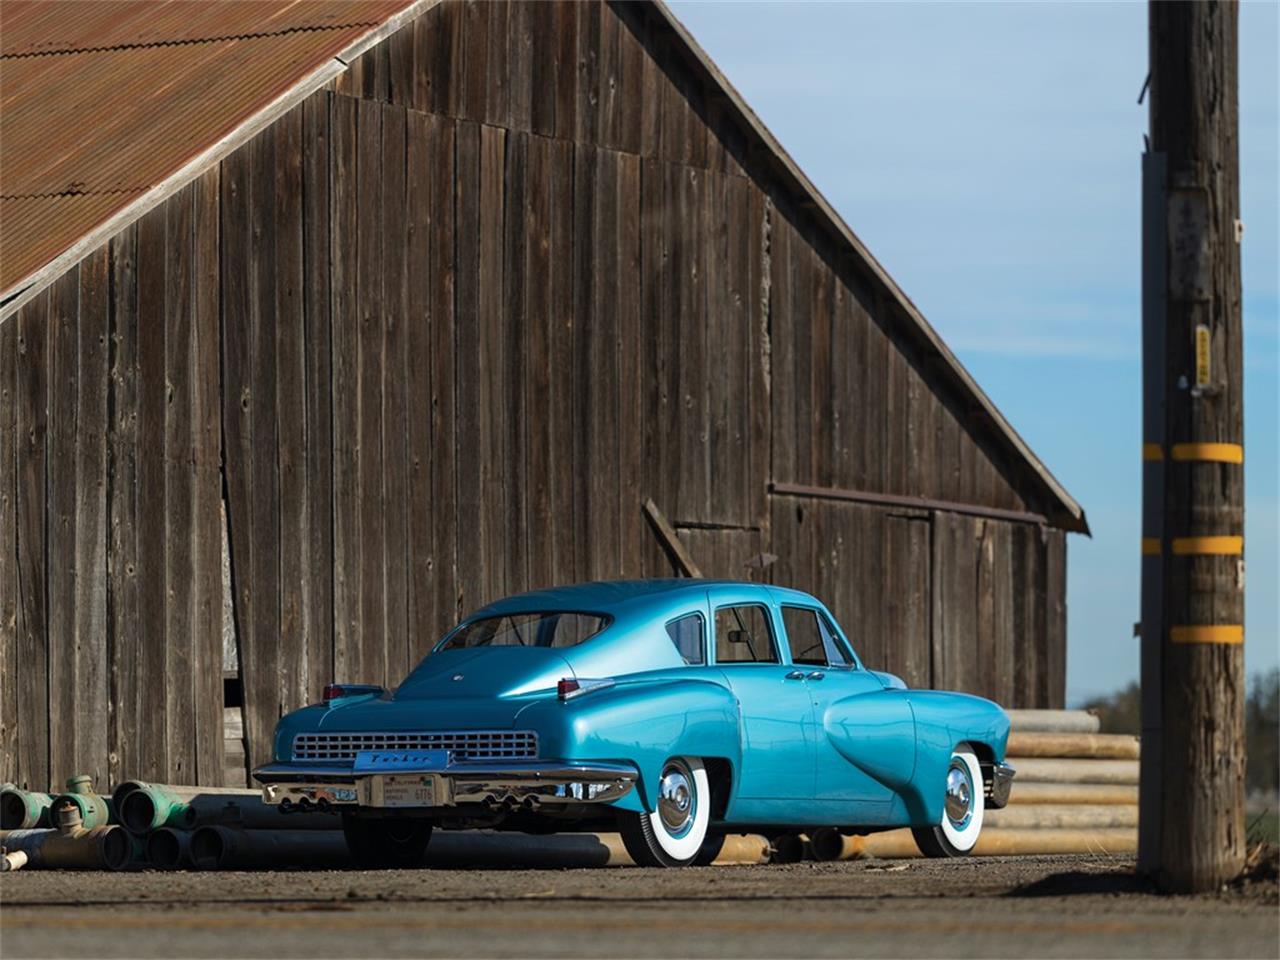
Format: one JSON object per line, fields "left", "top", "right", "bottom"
{"left": 618, "top": 757, "right": 711, "bottom": 867}
{"left": 342, "top": 814, "right": 433, "bottom": 868}
{"left": 912, "top": 746, "right": 984, "bottom": 858}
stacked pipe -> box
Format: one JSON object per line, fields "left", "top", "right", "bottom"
{"left": 808, "top": 708, "right": 1140, "bottom": 861}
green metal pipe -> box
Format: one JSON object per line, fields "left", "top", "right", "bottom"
{"left": 51, "top": 778, "right": 115, "bottom": 830}
{"left": 115, "top": 781, "right": 334, "bottom": 834}
{"left": 0, "top": 786, "right": 53, "bottom": 829}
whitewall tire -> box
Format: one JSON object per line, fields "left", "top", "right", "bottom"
{"left": 912, "top": 745, "right": 985, "bottom": 857}
{"left": 617, "top": 757, "right": 711, "bottom": 867}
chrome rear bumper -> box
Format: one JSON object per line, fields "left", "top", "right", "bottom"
{"left": 987, "top": 762, "right": 1015, "bottom": 809}
{"left": 253, "top": 760, "right": 638, "bottom": 811}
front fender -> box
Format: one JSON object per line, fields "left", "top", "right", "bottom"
{"left": 516, "top": 677, "right": 741, "bottom": 814}
{"left": 897, "top": 690, "right": 1010, "bottom": 823}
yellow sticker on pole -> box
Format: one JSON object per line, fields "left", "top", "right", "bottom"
{"left": 1194, "top": 324, "right": 1211, "bottom": 388}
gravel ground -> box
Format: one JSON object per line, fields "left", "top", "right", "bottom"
{"left": 2, "top": 854, "right": 1277, "bottom": 959}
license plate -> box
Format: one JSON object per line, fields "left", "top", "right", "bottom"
{"left": 367, "top": 774, "right": 438, "bottom": 808}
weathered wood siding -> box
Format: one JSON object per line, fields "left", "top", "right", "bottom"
{"left": 0, "top": 0, "right": 1069, "bottom": 790}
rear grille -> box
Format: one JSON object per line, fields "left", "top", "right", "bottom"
{"left": 292, "top": 730, "right": 538, "bottom": 763}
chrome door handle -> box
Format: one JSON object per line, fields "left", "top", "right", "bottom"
{"left": 785, "top": 671, "right": 806, "bottom": 680}
{"left": 807, "top": 671, "right": 825, "bottom": 681}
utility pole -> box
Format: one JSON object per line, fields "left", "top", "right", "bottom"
{"left": 1140, "top": 1, "right": 1246, "bottom": 893}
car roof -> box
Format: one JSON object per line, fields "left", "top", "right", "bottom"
{"left": 468, "top": 579, "right": 818, "bottom": 619}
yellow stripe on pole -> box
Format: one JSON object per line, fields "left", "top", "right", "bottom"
{"left": 1141, "top": 538, "right": 1161, "bottom": 555}
{"left": 1170, "top": 442, "right": 1243, "bottom": 464}
{"left": 1171, "top": 536, "right": 1243, "bottom": 556}
{"left": 1142, "top": 443, "right": 1163, "bottom": 461}
{"left": 1170, "top": 625, "right": 1243, "bottom": 645}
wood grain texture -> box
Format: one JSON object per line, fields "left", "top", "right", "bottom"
{"left": 0, "top": 308, "right": 18, "bottom": 782}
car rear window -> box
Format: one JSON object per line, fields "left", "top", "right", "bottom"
{"left": 438, "top": 612, "right": 609, "bottom": 650}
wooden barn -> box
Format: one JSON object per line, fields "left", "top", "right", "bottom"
{"left": 0, "top": 0, "right": 1086, "bottom": 791}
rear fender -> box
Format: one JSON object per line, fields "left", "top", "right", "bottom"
{"left": 516, "top": 677, "right": 741, "bottom": 814}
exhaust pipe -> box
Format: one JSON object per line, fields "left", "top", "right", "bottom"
{"left": 1, "top": 786, "right": 54, "bottom": 829}
{"left": 190, "top": 826, "right": 351, "bottom": 870}
{"left": 145, "top": 827, "right": 192, "bottom": 869}
{"left": 114, "top": 782, "right": 335, "bottom": 834}
{"left": 0, "top": 825, "right": 135, "bottom": 870}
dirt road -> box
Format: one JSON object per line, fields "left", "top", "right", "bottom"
{"left": 2, "top": 855, "right": 1276, "bottom": 958}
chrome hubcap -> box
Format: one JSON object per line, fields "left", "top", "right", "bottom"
{"left": 944, "top": 763, "right": 972, "bottom": 826}
{"left": 657, "top": 763, "right": 694, "bottom": 834}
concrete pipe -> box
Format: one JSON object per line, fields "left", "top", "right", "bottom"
{"left": 809, "top": 827, "right": 860, "bottom": 863}
{"left": 1006, "top": 733, "right": 1140, "bottom": 761}
{"left": 0, "top": 825, "right": 134, "bottom": 870}
{"left": 190, "top": 826, "right": 351, "bottom": 870}
{"left": 1004, "top": 709, "right": 1101, "bottom": 734}
{"left": 709, "top": 834, "right": 771, "bottom": 865}
{"left": 848, "top": 827, "right": 1140, "bottom": 860}
{"left": 985, "top": 804, "right": 1139, "bottom": 830}
{"left": 1011, "top": 758, "right": 1139, "bottom": 785}
{"left": 424, "top": 831, "right": 629, "bottom": 868}
{"left": 769, "top": 833, "right": 810, "bottom": 864}
{"left": 1007, "top": 782, "right": 1139, "bottom": 805}
{"left": 146, "top": 827, "right": 193, "bottom": 869}
{"left": 1, "top": 786, "right": 53, "bottom": 829}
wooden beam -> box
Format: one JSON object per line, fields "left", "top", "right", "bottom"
{"left": 642, "top": 499, "right": 703, "bottom": 578}
{"left": 769, "top": 481, "right": 1049, "bottom": 528}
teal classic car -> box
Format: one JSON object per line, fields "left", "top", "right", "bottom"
{"left": 254, "top": 580, "right": 1014, "bottom": 867}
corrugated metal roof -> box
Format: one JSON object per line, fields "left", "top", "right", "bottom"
{"left": 0, "top": 0, "right": 415, "bottom": 294}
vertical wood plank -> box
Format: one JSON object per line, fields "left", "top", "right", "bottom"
{"left": 1044, "top": 528, "right": 1067, "bottom": 708}
{"left": 454, "top": 120, "right": 483, "bottom": 613}
{"left": 356, "top": 99, "right": 385, "bottom": 684}
{"left": 552, "top": 0, "right": 579, "bottom": 143}
{"left": 528, "top": 0, "right": 556, "bottom": 137}
{"left": 638, "top": 156, "right": 667, "bottom": 576}
{"left": 461, "top": 0, "right": 489, "bottom": 123}
{"left": 503, "top": 131, "right": 530, "bottom": 593}
{"left": 164, "top": 184, "right": 196, "bottom": 784}
{"left": 301, "top": 93, "right": 333, "bottom": 704}
{"left": 597, "top": 0, "right": 620, "bottom": 149}
{"left": 135, "top": 202, "right": 169, "bottom": 781}
{"left": 525, "top": 134, "right": 554, "bottom": 588}
{"left": 769, "top": 211, "right": 794, "bottom": 486}
{"left": 191, "top": 166, "right": 223, "bottom": 783}
{"left": 46, "top": 270, "right": 78, "bottom": 787}
{"left": 381, "top": 104, "right": 410, "bottom": 684}
{"left": 247, "top": 128, "right": 281, "bottom": 771}
{"left": 275, "top": 108, "right": 308, "bottom": 718}
{"left": 331, "top": 93, "right": 361, "bottom": 683}
{"left": 590, "top": 147, "right": 620, "bottom": 575}
{"left": 507, "top": 0, "right": 534, "bottom": 134}
{"left": 617, "top": 151, "right": 643, "bottom": 573}
{"left": 570, "top": 141, "right": 596, "bottom": 582}
{"left": 479, "top": 123, "right": 507, "bottom": 600}
{"left": 15, "top": 292, "right": 50, "bottom": 790}
{"left": 548, "top": 138, "right": 576, "bottom": 586}
{"left": 0, "top": 307, "right": 18, "bottom": 782}
{"left": 427, "top": 113, "right": 459, "bottom": 637}
{"left": 575, "top": 0, "right": 600, "bottom": 145}
{"left": 107, "top": 227, "right": 140, "bottom": 789}
{"left": 406, "top": 109, "right": 435, "bottom": 660}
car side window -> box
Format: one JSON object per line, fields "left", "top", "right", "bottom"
{"left": 665, "top": 613, "right": 706, "bottom": 666}
{"left": 782, "top": 606, "right": 853, "bottom": 668}
{"left": 714, "top": 604, "right": 780, "bottom": 664}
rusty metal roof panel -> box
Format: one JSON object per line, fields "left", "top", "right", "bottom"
{"left": 0, "top": 0, "right": 415, "bottom": 293}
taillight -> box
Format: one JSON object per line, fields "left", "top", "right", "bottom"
{"left": 322, "top": 683, "right": 384, "bottom": 703}
{"left": 557, "top": 678, "right": 615, "bottom": 701}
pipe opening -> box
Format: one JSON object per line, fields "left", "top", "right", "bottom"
{"left": 121, "top": 791, "right": 159, "bottom": 833}
{"left": 147, "top": 830, "right": 182, "bottom": 869}
{"left": 0, "top": 793, "right": 29, "bottom": 829}
{"left": 190, "top": 828, "right": 224, "bottom": 869}
{"left": 808, "top": 827, "right": 846, "bottom": 862}
{"left": 102, "top": 828, "right": 132, "bottom": 871}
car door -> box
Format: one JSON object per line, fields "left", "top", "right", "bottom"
{"left": 780, "top": 605, "right": 912, "bottom": 814}
{"left": 708, "top": 587, "right": 815, "bottom": 809}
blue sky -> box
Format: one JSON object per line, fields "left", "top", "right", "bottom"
{"left": 670, "top": 1, "right": 1279, "bottom": 703}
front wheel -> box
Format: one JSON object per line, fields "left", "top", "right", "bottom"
{"left": 617, "top": 757, "right": 711, "bottom": 867}
{"left": 342, "top": 814, "right": 433, "bottom": 868}
{"left": 912, "top": 745, "right": 985, "bottom": 858}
